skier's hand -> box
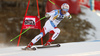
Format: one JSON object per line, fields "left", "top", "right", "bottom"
{"left": 67, "top": 15, "right": 72, "bottom": 19}
{"left": 45, "top": 14, "right": 50, "bottom": 18}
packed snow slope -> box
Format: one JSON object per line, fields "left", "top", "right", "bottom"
{"left": 0, "top": 42, "right": 100, "bottom": 56}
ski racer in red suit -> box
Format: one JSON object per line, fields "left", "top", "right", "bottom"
{"left": 25, "top": 3, "right": 72, "bottom": 49}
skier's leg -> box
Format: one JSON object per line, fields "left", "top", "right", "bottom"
{"left": 26, "top": 20, "right": 52, "bottom": 48}
{"left": 44, "top": 27, "right": 60, "bottom": 46}
{"left": 26, "top": 28, "right": 46, "bottom": 48}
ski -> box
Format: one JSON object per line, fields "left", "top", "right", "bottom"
{"left": 37, "top": 44, "right": 61, "bottom": 49}
{"left": 21, "top": 44, "right": 61, "bottom": 51}
{"left": 21, "top": 47, "right": 36, "bottom": 50}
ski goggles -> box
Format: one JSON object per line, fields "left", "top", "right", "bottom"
{"left": 62, "top": 9, "right": 68, "bottom": 12}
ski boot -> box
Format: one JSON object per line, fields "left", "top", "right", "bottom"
{"left": 22, "top": 42, "right": 34, "bottom": 50}
{"left": 43, "top": 42, "right": 52, "bottom": 47}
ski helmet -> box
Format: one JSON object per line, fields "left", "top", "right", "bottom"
{"left": 61, "top": 3, "right": 69, "bottom": 12}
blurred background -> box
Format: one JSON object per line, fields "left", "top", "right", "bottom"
{"left": 0, "top": 0, "right": 100, "bottom": 47}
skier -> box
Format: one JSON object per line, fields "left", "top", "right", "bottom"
{"left": 24, "top": 3, "right": 72, "bottom": 49}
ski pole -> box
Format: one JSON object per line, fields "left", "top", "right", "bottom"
{"left": 10, "top": 16, "right": 46, "bottom": 42}
{"left": 49, "top": 0, "right": 60, "bottom": 8}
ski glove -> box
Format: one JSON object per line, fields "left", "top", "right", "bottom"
{"left": 67, "top": 15, "right": 72, "bottom": 19}
{"left": 45, "top": 14, "right": 50, "bottom": 18}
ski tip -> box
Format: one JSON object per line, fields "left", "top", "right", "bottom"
{"left": 57, "top": 44, "right": 61, "bottom": 47}
{"left": 21, "top": 48, "right": 26, "bottom": 50}
{"left": 32, "top": 47, "right": 37, "bottom": 50}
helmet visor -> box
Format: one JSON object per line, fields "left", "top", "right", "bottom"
{"left": 62, "top": 9, "right": 68, "bottom": 12}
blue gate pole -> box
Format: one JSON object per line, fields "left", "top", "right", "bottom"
{"left": 89, "top": 0, "right": 94, "bottom": 11}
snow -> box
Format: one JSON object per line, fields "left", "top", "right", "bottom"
{"left": 0, "top": 42, "right": 100, "bottom": 56}
{"left": 95, "top": 10, "right": 100, "bottom": 16}
{"left": 0, "top": 5, "right": 100, "bottom": 56}
{"left": 78, "top": 6, "right": 100, "bottom": 40}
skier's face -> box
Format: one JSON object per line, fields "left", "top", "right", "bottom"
{"left": 61, "top": 10, "right": 66, "bottom": 14}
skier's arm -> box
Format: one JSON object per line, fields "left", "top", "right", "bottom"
{"left": 45, "top": 10, "right": 56, "bottom": 18}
